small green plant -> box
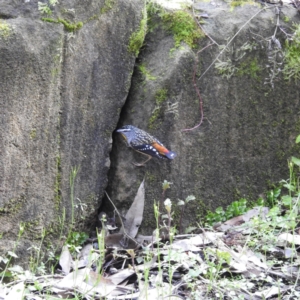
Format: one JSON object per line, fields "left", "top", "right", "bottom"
{"left": 265, "top": 186, "right": 281, "bottom": 207}
{"left": 177, "top": 195, "right": 196, "bottom": 233}
{"left": 28, "top": 228, "right": 47, "bottom": 275}
{"left": 0, "top": 223, "right": 25, "bottom": 283}
{"left": 162, "top": 10, "right": 203, "bottom": 48}
{"left": 66, "top": 231, "right": 88, "bottom": 254}
{"left": 204, "top": 248, "right": 231, "bottom": 292}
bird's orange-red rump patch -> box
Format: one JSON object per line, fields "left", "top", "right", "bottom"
{"left": 152, "top": 142, "right": 169, "bottom": 155}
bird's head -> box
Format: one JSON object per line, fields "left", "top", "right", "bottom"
{"left": 116, "top": 125, "right": 136, "bottom": 144}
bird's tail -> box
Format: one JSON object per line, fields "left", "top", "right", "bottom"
{"left": 165, "top": 151, "right": 177, "bottom": 160}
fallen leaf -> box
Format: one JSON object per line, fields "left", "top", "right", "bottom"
{"left": 277, "top": 233, "right": 300, "bottom": 245}
{"left": 120, "top": 180, "right": 145, "bottom": 239}
{"left": 59, "top": 245, "right": 73, "bottom": 275}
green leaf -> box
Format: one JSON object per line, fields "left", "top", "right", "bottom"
{"left": 296, "top": 135, "right": 300, "bottom": 143}
{"left": 283, "top": 183, "right": 295, "bottom": 191}
{"left": 291, "top": 156, "right": 300, "bottom": 166}
{"left": 281, "top": 195, "right": 293, "bottom": 206}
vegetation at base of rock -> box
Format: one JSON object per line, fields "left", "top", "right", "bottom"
{"left": 205, "top": 198, "right": 256, "bottom": 225}
{"left": 283, "top": 24, "right": 300, "bottom": 81}
{"left": 100, "top": 0, "right": 116, "bottom": 14}
{"left": 162, "top": 11, "right": 204, "bottom": 48}
{"left": 128, "top": 10, "right": 147, "bottom": 57}
{"left": 0, "top": 20, "right": 11, "bottom": 39}
{"left": 206, "top": 134, "right": 300, "bottom": 226}
{"left": 41, "top": 18, "right": 83, "bottom": 32}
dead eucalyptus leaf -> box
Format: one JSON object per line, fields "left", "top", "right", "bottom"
{"left": 57, "top": 267, "right": 91, "bottom": 290}
{"left": 59, "top": 245, "right": 73, "bottom": 275}
{"left": 120, "top": 179, "right": 145, "bottom": 239}
{"left": 277, "top": 233, "right": 300, "bottom": 245}
{"left": 108, "top": 268, "right": 135, "bottom": 285}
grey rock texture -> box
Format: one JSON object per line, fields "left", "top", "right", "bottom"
{"left": 107, "top": 3, "right": 300, "bottom": 233}
{"left": 0, "top": 0, "right": 145, "bottom": 262}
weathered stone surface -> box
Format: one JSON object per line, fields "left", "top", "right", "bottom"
{"left": 107, "top": 3, "right": 300, "bottom": 233}
{"left": 0, "top": 0, "right": 145, "bottom": 262}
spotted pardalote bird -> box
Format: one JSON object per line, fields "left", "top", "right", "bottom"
{"left": 116, "top": 125, "right": 177, "bottom": 166}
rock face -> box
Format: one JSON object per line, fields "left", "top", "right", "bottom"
{"left": 0, "top": 0, "right": 145, "bottom": 261}
{"left": 1, "top": 0, "right": 300, "bottom": 263}
{"left": 107, "top": 2, "right": 300, "bottom": 233}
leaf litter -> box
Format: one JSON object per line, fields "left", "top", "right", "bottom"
{"left": 1, "top": 181, "right": 300, "bottom": 300}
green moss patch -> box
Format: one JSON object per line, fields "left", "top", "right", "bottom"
{"left": 0, "top": 20, "right": 12, "bottom": 39}
{"left": 41, "top": 17, "right": 83, "bottom": 32}
{"left": 100, "top": 0, "right": 116, "bottom": 14}
{"left": 148, "top": 88, "right": 168, "bottom": 130}
{"left": 162, "top": 11, "right": 204, "bottom": 48}
{"left": 128, "top": 11, "right": 147, "bottom": 57}
{"left": 138, "top": 63, "right": 157, "bottom": 81}
{"left": 237, "top": 57, "right": 261, "bottom": 79}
